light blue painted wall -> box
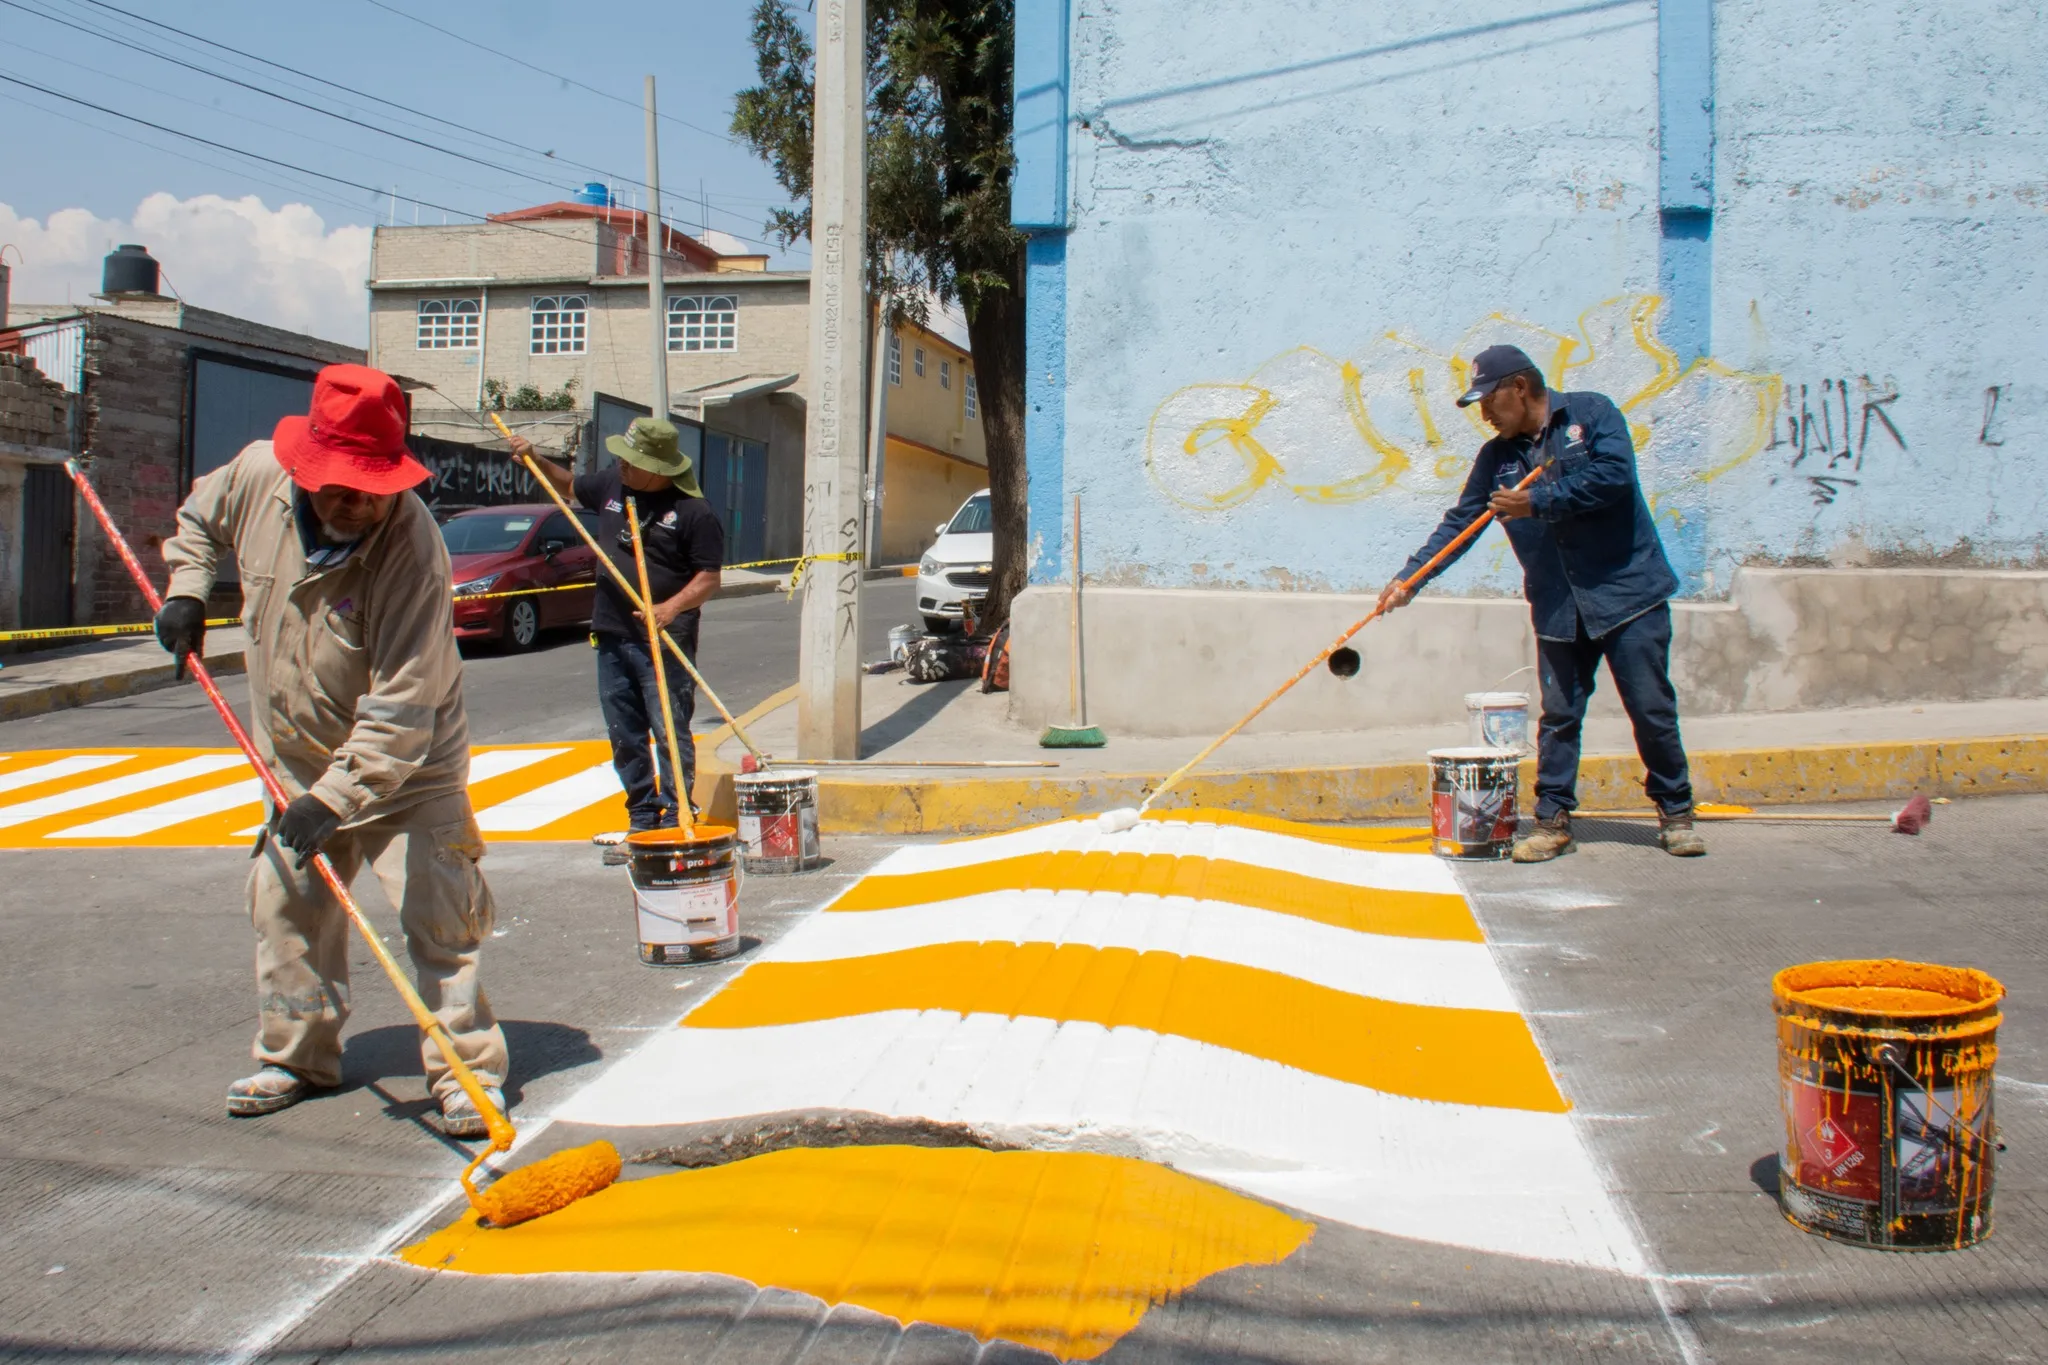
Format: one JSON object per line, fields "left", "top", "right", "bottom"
{"left": 1027, "top": 0, "right": 2048, "bottom": 601}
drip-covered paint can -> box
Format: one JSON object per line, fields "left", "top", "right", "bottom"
{"left": 1773, "top": 959, "right": 2003, "bottom": 1250}
{"left": 1427, "top": 747, "right": 1519, "bottom": 860}
{"left": 735, "top": 768, "right": 822, "bottom": 873}
{"left": 1465, "top": 691, "right": 1531, "bottom": 752}
{"left": 627, "top": 825, "right": 741, "bottom": 965}
{"left": 888, "top": 623, "right": 920, "bottom": 662}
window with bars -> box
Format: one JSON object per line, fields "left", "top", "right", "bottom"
{"left": 416, "top": 297, "right": 480, "bottom": 349}
{"left": 965, "top": 373, "right": 978, "bottom": 420}
{"left": 914, "top": 346, "right": 926, "bottom": 378}
{"left": 529, "top": 294, "right": 588, "bottom": 354}
{"left": 887, "top": 332, "right": 902, "bottom": 385}
{"left": 940, "top": 359, "right": 952, "bottom": 390}
{"left": 667, "top": 294, "right": 738, "bottom": 352}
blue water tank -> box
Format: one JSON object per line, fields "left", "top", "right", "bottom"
{"left": 573, "top": 182, "right": 614, "bottom": 207}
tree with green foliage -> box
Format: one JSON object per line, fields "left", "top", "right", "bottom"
{"left": 733, "top": 0, "right": 1029, "bottom": 628}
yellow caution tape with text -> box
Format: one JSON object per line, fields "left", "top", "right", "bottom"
{"left": 0, "top": 618, "right": 237, "bottom": 645}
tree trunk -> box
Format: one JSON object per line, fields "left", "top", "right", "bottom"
{"left": 967, "top": 242, "right": 1029, "bottom": 631}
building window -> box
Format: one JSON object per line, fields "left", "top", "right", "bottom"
{"left": 887, "top": 332, "right": 902, "bottom": 385}
{"left": 940, "top": 359, "right": 951, "bottom": 391}
{"left": 667, "top": 294, "right": 738, "bottom": 352}
{"left": 416, "top": 297, "right": 480, "bottom": 349}
{"left": 914, "top": 346, "right": 925, "bottom": 378}
{"left": 965, "top": 373, "right": 978, "bottom": 420}
{"left": 529, "top": 294, "right": 587, "bottom": 354}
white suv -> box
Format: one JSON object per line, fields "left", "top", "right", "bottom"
{"left": 917, "top": 490, "right": 992, "bottom": 633}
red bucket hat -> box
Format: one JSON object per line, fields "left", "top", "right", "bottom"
{"left": 273, "top": 364, "right": 429, "bottom": 495}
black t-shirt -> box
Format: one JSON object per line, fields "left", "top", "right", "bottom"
{"left": 572, "top": 467, "right": 724, "bottom": 637}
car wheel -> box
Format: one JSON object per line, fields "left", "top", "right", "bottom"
{"left": 923, "top": 614, "right": 957, "bottom": 635}
{"left": 505, "top": 600, "right": 541, "bottom": 652}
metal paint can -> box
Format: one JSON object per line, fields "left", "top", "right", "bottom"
{"left": 1427, "top": 747, "right": 1519, "bottom": 860}
{"left": 627, "top": 825, "right": 742, "bottom": 965}
{"left": 888, "top": 623, "right": 920, "bottom": 662}
{"left": 735, "top": 768, "right": 822, "bottom": 874}
{"left": 1773, "top": 959, "right": 2002, "bottom": 1250}
{"left": 1465, "top": 691, "right": 1531, "bottom": 752}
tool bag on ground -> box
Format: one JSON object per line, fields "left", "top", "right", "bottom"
{"left": 904, "top": 634, "right": 989, "bottom": 683}
{"left": 980, "top": 622, "right": 1011, "bottom": 693}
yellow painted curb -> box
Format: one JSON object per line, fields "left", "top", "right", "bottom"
{"left": 812, "top": 734, "right": 2048, "bottom": 835}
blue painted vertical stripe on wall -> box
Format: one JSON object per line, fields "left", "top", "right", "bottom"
{"left": 1657, "top": 0, "right": 1713, "bottom": 366}
{"left": 1011, "top": 0, "right": 1069, "bottom": 229}
{"left": 1024, "top": 234, "right": 1067, "bottom": 585}
{"left": 1658, "top": 210, "right": 1712, "bottom": 365}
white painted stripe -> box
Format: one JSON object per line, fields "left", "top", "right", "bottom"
{"left": 465, "top": 747, "right": 571, "bottom": 783}
{"left": 0, "top": 753, "right": 131, "bottom": 796}
{"left": 0, "top": 754, "right": 248, "bottom": 830}
{"left": 474, "top": 761, "right": 621, "bottom": 832}
{"left": 890, "top": 819, "right": 1461, "bottom": 896}
{"left": 555, "top": 1010, "right": 1641, "bottom": 1273}
{"left": 51, "top": 777, "right": 264, "bottom": 839}
{"left": 774, "top": 890, "right": 1515, "bottom": 1013}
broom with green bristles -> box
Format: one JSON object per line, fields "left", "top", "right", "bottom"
{"left": 1041, "top": 494, "right": 1107, "bottom": 748}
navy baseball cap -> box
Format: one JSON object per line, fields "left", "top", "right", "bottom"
{"left": 1457, "top": 344, "right": 1540, "bottom": 407}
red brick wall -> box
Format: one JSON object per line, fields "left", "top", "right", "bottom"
{"left": 75, "top": 317, "right": 188, "bottom": 625}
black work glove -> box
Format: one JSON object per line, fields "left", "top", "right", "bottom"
{"left": 154, "top": 596, "right": 207, "bottom": 680}
{"left": 271, "top": 793, "right": 342, "bottom": 869}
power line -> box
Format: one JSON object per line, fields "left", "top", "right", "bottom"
{"left": 356, "top": 0, "right": 742, "bottom": 149}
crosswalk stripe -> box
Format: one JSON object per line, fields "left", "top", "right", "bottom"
{"left": 51, "top": 777, "right": 265, "bottom": 839}
{"left": 0, "top": 754, "right": 248, "bottom": 831}
{"left": 466, "top": 747, "right": 571, "bottom": 783}
{"left": 0, "top": 754, "right": 131, "bottom": 796}
{"left": 474, "top": 761, "right": 622, "bottom": 832}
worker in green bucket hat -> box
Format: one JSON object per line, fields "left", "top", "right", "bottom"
{"left": 512, "top": 417, "right": 724, "bottom": 859}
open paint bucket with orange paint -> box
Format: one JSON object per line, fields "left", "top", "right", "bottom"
{"left": 627, "top": 826, "right": 742, "bottom": 965}
{"left": 1773, "top": 959, "right": 2003, "bottom": 1250}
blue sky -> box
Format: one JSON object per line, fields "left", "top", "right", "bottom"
{"left": 1, "top": 0, "right": 808, "bottom": 342}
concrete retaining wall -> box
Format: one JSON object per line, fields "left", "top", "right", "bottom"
{"left": 1008, "top": 568, "right": 2048, "bottom": 737}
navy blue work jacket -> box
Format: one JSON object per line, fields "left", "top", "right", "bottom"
{"left": 1397, "top": 390, "right": 1678, "bottom": 641}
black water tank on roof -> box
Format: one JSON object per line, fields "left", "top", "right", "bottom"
{"left": 102, "top": 243, "right": 161, "bottom": 296}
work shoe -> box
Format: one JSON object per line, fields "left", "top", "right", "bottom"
{"left": 1512, "top": 813, "right": 1575, "bottom": 863}
{"left": 226, "top": 1065, "right": 322, "bottom": 1117}
{"left": 593, "top": 830, "right": 629, "bottom": 866}
{"left": 440, "top": 1086, "right": 507, "bottom": 1140}
{"left": 1658, "top": 812, "right": 1708, "bottom": 857}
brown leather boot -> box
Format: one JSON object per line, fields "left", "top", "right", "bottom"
{"left": 1658, "top": 811, "right": 1707, "bottom": 857}
{"left": 1512, "top": 812, "right": 1575, "bottom": 863}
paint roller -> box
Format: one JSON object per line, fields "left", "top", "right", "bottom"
{"left": 1587, "top": 795, "right": 1933, "bottom": 834}
{"left": 1096, "top": 464, "right": 1548, "bottom": 834}
{"left": 65, "top": 458, "right": 618, "bottom": 1228}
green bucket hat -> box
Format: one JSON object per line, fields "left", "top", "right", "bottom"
{"left": 604, "top": 417, "right": 703, "bottom": 497}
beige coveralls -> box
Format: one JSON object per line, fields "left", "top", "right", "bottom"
{"left": 163, "top": 442, "right": 507, "bottom": 1097}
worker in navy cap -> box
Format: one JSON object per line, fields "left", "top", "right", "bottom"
{"left": 1378, "top": 344, "right": 1703, "bottom": 861}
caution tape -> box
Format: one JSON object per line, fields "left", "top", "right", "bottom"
{"left": 782, "top": 551, "right": 862, "bottom": 597}
{"left": 450, "top": 582, "right": 591, "bottom": 604}
{"left": 0, "top": 618, "right": 236, "bottom": 645}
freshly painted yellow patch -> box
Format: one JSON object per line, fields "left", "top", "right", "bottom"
{"left": 402, "top": 1145, "right": 1314, "bottom": 1361}
{"left": 833, "top": 849, "right": 1481, "bottom": 943}
{"left": 687, "top": 941, "right": 1568, "bottom": 1113}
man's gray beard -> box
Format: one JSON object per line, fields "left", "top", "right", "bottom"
{"left": 318, "top": 520, "right": 354, "bottom": 544}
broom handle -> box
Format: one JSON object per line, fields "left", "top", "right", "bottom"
{"left": 63, "top": 460, "right": 515, "bottom": 1153}
{"left": 1070, "top": 494, "right": 1083, "bottom": 726}
{"left": 1589, "top": 809, "right": 1901, "bottom": 822}
{"left": 1138, "top": 463, "right": 1546, "bottom": 815}
{"left": 489, "top": 414, "right": 767, "bottom": 767}
{"left": 627, "top": 497, "right": 693, "bottom": 831}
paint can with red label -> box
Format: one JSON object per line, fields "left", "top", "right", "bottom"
{"left": 735, "top": 768, "right": 821, "bottom": 874}
{"left": 627, "top": 825, "right": 742, "bottom": 965}
{"left": 1773, "top": 959, "right": 2003, "bottom": 1250}
{"left": 1426, "top": 748, "right": 1519, "bottom": 860}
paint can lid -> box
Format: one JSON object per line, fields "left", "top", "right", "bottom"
{"left": 736, "top": 767, "right": 818, "bottom": 785}
{"left": 1464, "top": 692, "right": 1529, "bottom": 708}
{"left": 1429, "top": 746, "right": 1521, "bottom": 761}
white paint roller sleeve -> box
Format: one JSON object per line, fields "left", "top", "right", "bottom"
{"left": 1097, "top": 808, "right": 1141, "bottom": 834}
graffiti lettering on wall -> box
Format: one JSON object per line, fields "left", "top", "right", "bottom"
{"left": 407, "top": 436, "right": 543, "bottom": 512}
{"left": 1764, "top": 377, "right": 1906, "bottom": 507}
{"left": 1145, "top": 296, "right": 1785, "bottom": 514}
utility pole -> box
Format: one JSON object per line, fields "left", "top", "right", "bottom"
{"left": 645, "top": 75, "right": 668, "bottom": 420}
{"left": 797, "top": 0, "right": 866, "bottom": 759}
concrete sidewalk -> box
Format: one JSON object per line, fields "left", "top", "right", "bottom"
{"left": 709, "top": 676, "right": 2048, "bottom": 832}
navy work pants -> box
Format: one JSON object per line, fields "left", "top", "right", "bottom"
{"left": 1534, "top": 603, "right": 1693, "bottom": 821}
{"left": 596, "top": 619, "right": 699, "bottom": 831}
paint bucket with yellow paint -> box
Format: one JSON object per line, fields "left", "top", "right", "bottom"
{"left": 1773, "top": 959, "right": 2002, "bottom": 1250}
{"left": 1427, "top": 748, "right": 1518, "bottom": 859}
{"left": 1465, "top": 691, "right": 1530, "bottom": 752}
{"left": 627, "top": 826, "right": 742, "bottom": 964}
{"left": 735, "top": 769, "right": 822, "bottom": 874}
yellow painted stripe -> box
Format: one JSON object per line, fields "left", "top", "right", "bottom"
{"left": 687, "top": 942, "right": 1568, "bottom": 1113}
{"left": 1141, "top": 807, "right": 1436, "bottom": 853}
{"left": 405, "top": 1145, "right": 1314, "bottom": 1362}
{"left": 831, "top": 849, "right": 1482, "bottom": 944}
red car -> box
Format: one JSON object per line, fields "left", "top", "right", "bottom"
{"left": 443, "top": 503, "right": 601, "bottom": 650}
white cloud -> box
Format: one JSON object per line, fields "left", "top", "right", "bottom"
{"left": 1, "top": 194, "right": 372, "bottom": 347}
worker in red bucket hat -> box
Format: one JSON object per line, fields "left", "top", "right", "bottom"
{"left": 154, "top": 363, "right": 511, "bottom": 1139}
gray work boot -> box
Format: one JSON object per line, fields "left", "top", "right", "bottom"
{"left": 593, "top": 830, "right": 630, "bottom": 866}
{"left": 1512, "top": 812, "right": 1575, "bottom": 863}
{"left": 226, "top": 1065, "right": 322, "bottom": 1117}
{"left": 440, "top": 1086, "right": 507, "bottom": 1140}
{"left": 1658, "top": 811, "right": 1708, "bottom": 857}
